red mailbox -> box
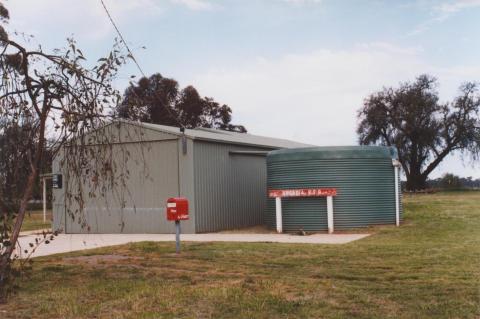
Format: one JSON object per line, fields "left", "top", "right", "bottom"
{"left": 166, "top": 197, "right": 189, "bottom": 221}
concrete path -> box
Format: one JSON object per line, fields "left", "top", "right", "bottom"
{"left": 16, "top": 233, "right": 370, "bottom": 259}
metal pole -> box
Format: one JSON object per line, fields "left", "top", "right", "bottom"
{"left": 394, "top": 166, "right": 400, "bottom": 226}
{"left": 42, "top": 177, "right": 47, "bottom": 223}
{"left": 327, "top": 196, "right": 334, "bottom": 234}
{"left": 275, "top": 197, "right": 283, "bottom": 233}
{"left": 175, "top": 220, "right": 181, "bottom": 253}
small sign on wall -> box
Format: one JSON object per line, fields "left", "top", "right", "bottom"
{"left": 52, "top": 174, "right": 62, "bottom": 189}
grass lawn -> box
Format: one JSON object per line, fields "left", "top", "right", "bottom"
{"left": 2, "top": 192, "right": 480, "bottom": 318}
{"left": 21, "top": 210, "right": 52, "bottom": 232}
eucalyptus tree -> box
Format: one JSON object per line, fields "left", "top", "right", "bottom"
{"left": 0, "top": 2, "right": 132, "bottom": 300}
{"left": 357, "top": 75, "right": 480, "bottom": 190}
{"left": 116, "top": 73, "right": 247, "bottom": 132}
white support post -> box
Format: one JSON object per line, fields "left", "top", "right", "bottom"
{"left": 394, "top": 166, "right": 400, "bottom": 226}
{"left": 275, "top": 197, "right": 283, "bottom": 233}
{"left": 42, "top": 177, "right": 47, "bottom": 223}
{"left": 327, "top": 195, "right": 334, "bottom": 234}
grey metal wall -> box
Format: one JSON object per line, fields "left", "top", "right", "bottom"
{"left": 177, "top": 137, "right": 196, "bottom": 233}
{"left": 193, "top": 141, "right": 272, "bottom": 233}
{"left": 63, "top": 140, "right": 183, "bottom": 233}
{"left": 53, "top": 122, "right": 196, "bottom": 234}
{"left": 266, "top": 148, "right": 401, "bottom": 232}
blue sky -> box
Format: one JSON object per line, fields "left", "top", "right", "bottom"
{"left": 5, "top": 0, "right": 480, "bottom": 178}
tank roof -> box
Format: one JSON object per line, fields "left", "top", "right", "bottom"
{"left": 267, "top": 146, "right": 398, "bottom": 161}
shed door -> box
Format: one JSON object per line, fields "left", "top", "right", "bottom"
{"left": 65, "top": 140, "right": 179, "bottom": 233}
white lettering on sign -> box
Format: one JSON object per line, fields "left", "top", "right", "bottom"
{"left": 167, "top": 203, "right": 177, "bottom": 208}
{"left": 268, "top": 188, "right": 337, "bottom": 198}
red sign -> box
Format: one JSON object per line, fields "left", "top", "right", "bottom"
{"left": 268, "top": 188, "right": 337, "bottom": 198}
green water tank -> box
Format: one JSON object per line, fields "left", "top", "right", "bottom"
{"left": 266, "top": 146, "right": 401, "bottom": 232}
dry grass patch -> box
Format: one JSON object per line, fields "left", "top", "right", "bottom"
{"left": 1, "top": 191, "right": 480, "bottom": 318}
{"left": 21, "top": 210, "right": 52, "bottom": 232}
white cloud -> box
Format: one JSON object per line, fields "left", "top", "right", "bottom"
{"left": 282, "top": 0, "right": 322, "bottom": 4}
{"left": 190, "top": 42, "right": 480, "bottom": 177}
{"left": 170, "top": 0, "right": 214, "bottom": 11}
{"left": 409, "top": 0, "right": 480, "bottom": 36}
{"left": 193, "top": 43, "right": 423, "bottom": 145}
{"left": 6, "top": 0, "right": 162, "bottom": 40}
{"left": 5, "top": 0, "right": 214, "bottom": 43}
{"left": 437, "top": 0, "right": 480, "bottom": 13}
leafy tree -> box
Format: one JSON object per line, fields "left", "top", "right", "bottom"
{"left": 0, "top": 2, "right": 7, "bottom": 42}
{"left": 427, "top": 174, "right": 480, "bottom": 189}
{"left": 357, "top": 75, "right": 480, "bottom": 191}
{"left": 0, "top": 122, "right": 46, "bottom": 210}
{"left": 116, "top": 73, "right": 247, "bottom": 132}
{"left": 438, "top": 173, "right": 462, "bottom": 189}
{"left": 0, "top": 122, "right": 53, "bottom": 212}
{"left": 0, "top": 2, "right": 131, "bottom": 300}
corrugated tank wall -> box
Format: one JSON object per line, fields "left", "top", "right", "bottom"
{"left": 193, "top": 141, "right": 272, "bottom": 233}
{"left": 266, "top": 146, "right": 402, "bottom": 232}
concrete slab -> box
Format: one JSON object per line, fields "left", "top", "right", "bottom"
{"left": 16, "top": 233, "right": 370, "bottom": 259}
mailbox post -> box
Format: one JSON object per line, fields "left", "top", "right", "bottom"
{"left": 166, "top": 197, "right": 189, "bottom": 253}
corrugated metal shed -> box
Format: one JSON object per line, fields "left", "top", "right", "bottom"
{"left": 53, "top": 121, "right": 310, "bottom": 234}
{"left": 266, "top": 146, "right": 402, "bottom": 232}
{"left": 193, "top": 142, "right": 271, "bottom": 232}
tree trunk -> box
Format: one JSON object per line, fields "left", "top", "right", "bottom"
{"left": 0, "top": 110, "right": 47, "bottom": 302}
{"left": 405, "top": 173, "right": 428, "bottom": 191}
{"left": 0, "top": 167, "right": 38, "bottom": 303}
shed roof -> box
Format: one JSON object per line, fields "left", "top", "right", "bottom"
{"left": 130, "top": 121, "right": 312, "bottom": 149}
